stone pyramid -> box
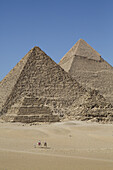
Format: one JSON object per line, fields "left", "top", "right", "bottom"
{"left": 59, "top": 39, "right": 113, "bottom": 105}
{"left": 0, "top": 46, "right": 113, "bottom": 123}
{"left": 0, "top": 49, "right": 32, "bottom": 113}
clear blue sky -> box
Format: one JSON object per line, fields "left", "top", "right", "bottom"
{"left": 0, "top": 0, "right": 113, "bottom": 81}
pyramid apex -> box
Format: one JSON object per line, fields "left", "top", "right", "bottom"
{"left": 60, "top": 39, "right": 101, "bottom": 64}
{"left": 32, "top": 46, "right": 41, "bottom": 51}
{"left": 78, "top": 38, "right": 85, "bottom": 41}
{"left": 77, "top": 39, "right": 101, "bottom": 59}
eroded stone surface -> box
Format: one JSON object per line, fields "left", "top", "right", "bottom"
{"left": 59, "top": 39, "right": 113, "bottom": 105}
{"left": 0, "top": 48, "right": 33, "bottom": 112}
{"left": 1, "top": 46, "right": 113, "bottom": 123}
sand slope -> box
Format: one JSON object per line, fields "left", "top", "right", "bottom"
{"left": 0, "top": 120, "right": 113, "bottom": 170}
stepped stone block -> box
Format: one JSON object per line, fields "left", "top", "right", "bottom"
{"left": 59, "top": 39, "right": 113, "bottom": 105}
{"left": 1, "top": 45, "right": 113, "bottom": 123}
{"left": 2, "top": 97, "right": 60, "bottom": 123}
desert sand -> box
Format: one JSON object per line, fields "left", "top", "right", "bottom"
{"left": 0, "top": 119, "right": 113, "bottom": 170}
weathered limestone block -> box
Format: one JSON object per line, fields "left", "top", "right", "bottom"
{"left": 1, "top": 46, "right": 113, "bottom": 123}
{"left": 59, "top": 39, "right": 113, "bottom": 105}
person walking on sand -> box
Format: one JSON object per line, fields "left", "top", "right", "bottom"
{"left": 38, "top": 140, "right": 41, "bottom": 146}
{"left": 44, "top": 141, "right": 47, "bottom": 147}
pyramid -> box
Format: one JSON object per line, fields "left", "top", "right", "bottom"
{"left": 0, "top": 49, "right": 31, "bottom": 112}
{"left": 59, "top": 39, "right": 113, "bottom": 105}
{"left": 0, "top": 46, "right": 113, "bottom": 123}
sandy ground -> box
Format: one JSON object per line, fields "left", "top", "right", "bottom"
{"left": 0, "top": 119, "right": 113, "bottom": 170}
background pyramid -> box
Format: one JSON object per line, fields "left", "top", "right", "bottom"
{"left": 59, "top": 39, "right": 113, "bottom": 105}
{"left": 1, "top": 46, "right": 113, "bottom": 123}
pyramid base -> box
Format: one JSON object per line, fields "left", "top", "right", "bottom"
{"left": 1, "top": 114, "right": 60, "bottom": 123}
